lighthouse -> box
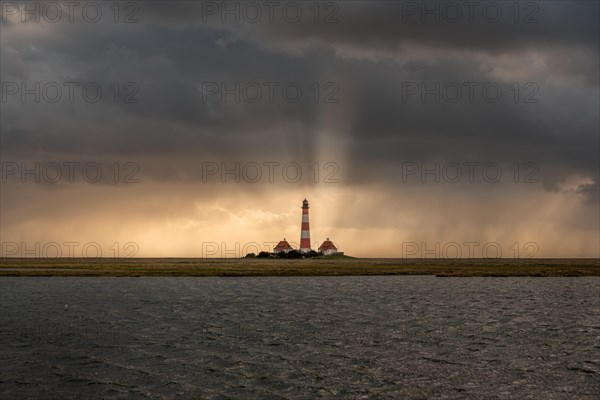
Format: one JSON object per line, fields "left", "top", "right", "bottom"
{"left": 299, "top": 198, "right": 311, "bottom": 253}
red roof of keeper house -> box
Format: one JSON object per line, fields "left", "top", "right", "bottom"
{"left": 318, "top": 238, "right": 337, "bottom": 252}
{"left": 274, "top": 238, "right": 293, "bottom": 252}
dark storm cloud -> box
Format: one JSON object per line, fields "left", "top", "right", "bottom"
{"left": 138, "top": 1, "right": 599, "bottom": 82}
{"left": 0, "top": 0, "right": 598, "bottom": 200}
{"left": 0, "top": 21, "right": 328, "bottom": 162}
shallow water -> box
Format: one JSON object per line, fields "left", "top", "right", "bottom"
{"left": 1, "top": 277, "right": 599, "bottom": 399}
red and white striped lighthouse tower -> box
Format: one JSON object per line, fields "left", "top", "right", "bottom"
{"left": 299, "top": 198, "right": 311, "bottom": 253}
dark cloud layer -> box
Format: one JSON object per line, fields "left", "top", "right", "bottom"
{"left": 0, "top": 1, "right": 598, "bottom": 256}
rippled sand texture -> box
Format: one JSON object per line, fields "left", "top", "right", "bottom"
{"left": 1, "top": 277, "right": 599, "bottom": 399}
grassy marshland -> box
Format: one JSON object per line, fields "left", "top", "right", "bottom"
{"left": 0, "top": 257, "right": 598, "bottom": 277}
